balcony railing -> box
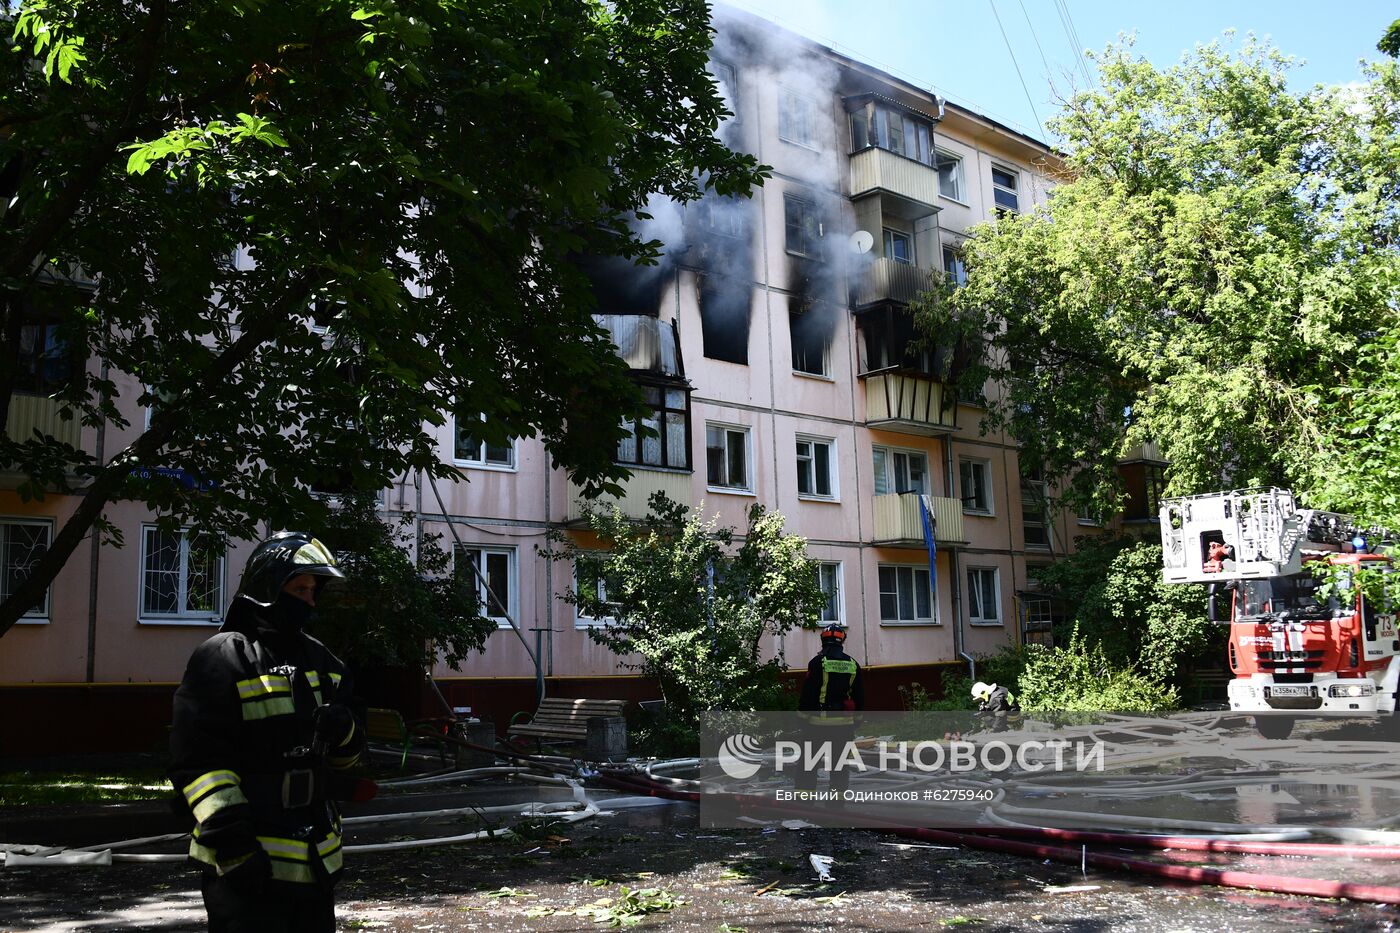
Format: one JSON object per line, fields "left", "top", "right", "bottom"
{"left": 567, "top": 467, "right": 693, "bottom": 522}
{"left": 850, "top": 257, "right": 934, "bottom": 309}
{"left": 863, "top": 371, "right": 956, "bottom": 435}
{"left": 872, "top": 493, "right": 967, "bottom": 547}
{"left": 849, "top": 147, "right": 939, "bottom": 216}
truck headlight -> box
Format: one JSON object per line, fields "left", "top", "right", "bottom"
{"left": 1328, "top": 683, "right": 1376, "bottom": 698}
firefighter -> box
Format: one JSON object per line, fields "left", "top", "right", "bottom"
{"left": 971, "top": 681, "right": 1020, "bottom": 733}
{"left": 795, "top": 624, "right": 865, "bottom": 795}
{"left": 170, "top": 532, "right": 367, "bottom": 933}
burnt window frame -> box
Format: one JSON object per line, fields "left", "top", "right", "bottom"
{"left": 615, "top": 382, "right": 691, "bottom": 472}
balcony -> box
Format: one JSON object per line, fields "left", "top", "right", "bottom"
{"left": 567, "top": 467, "right": 693, "bottom": 523}
{"left": 863, "top": 371, "right": 956, "bottom": 435}
{"left": 849, "top": 147, "right": 940, "bottom": 219}
{"left": 850, "top": 258, "right": 934, "bottom": 310}
{"left": 1, "top": 395, "right": 82, "bottom": 490}
{"left": 872, "top": 493, "right": 967, "bottom": 547}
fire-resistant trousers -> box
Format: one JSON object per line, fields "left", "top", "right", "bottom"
{"left": 200, "top": 871, "right": 335, "bottom": 933}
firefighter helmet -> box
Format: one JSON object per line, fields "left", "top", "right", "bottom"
{"left": 971, "top": 681, "right": 996, "bottom": 702}
{"left": 234, "top": 532, "right": 345, "bottom": 608}
{"left": 820, "top": 624, "right": 847, "bottom": 644}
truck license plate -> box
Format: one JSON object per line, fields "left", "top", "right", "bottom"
{"left": 1269, "top": 685, "right": 1311, "bottom": 698}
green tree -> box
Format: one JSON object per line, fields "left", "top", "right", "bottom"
{"left": 918, "top": 36, "right": 1400, "bottom": 521}
{"left": 307, "top": 492, "right": 495, "bottom": 671}
{"left": 1035, "top": 537, "right": 1220, "bottom": 688}
{"left": 545, "top": 493, "right": 827, "bottom": 732}
{"left": 0, "top": 0, "right": 766, "bottom": 637}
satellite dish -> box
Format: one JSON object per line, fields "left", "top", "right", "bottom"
{"left": 849, "top": 230, "right": 874, "bottom": 254}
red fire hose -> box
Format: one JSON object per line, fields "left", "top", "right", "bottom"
{"left": 596, "top": 771, "right": 1400, "bottom": 905}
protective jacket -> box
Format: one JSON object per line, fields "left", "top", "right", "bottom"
{"left": 977, "top": 685, "right": 1017, "bottom": 716}
{"left": 169, "top": 616, "right": 364, "bottom": 885}
{"left": 798, "top": 643, "right": 865, "bottom": 722}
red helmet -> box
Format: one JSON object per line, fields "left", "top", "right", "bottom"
{"left": 821, "top": 624, "right": 847, "bottom": 643}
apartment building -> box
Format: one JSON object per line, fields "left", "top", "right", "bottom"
{"left": 0, "top": 7, "right": 1085, "bottom": 749}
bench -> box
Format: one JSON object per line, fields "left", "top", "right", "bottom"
{"left": 508, "top": 698, "right": 628, "bottom": 757}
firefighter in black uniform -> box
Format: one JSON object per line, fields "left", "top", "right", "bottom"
{"left": 795, "top": 624, "right": 865, "bottom": 795}
{"left": 971, "top": 681, "right": 1020, "bottom": 733}
{"left": 170, "top": 532, "right": 367, "bottom": 933}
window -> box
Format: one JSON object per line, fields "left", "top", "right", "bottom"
{"left": 778, "top": 88, "right": 816, "bottom": 147}
{"left": 967, "top": 567, "right": 1000, "bottom": 625}
{"left": 14, "top": 308, "right": 77, "bottom": 397}
{"left": 705, "top": 423, "right": 751, "bottom": 492}
{"left": 850, "top": 101, "right": 934, "bottom": 165}
{"left": 959, "top": 458, "right": 992, "bottom": 514}
{"left": 1021, "top": 464, "right": 1050, "bottom": 550}
{"left": 795, "top": 436, "right": 836, "bottom": 499}
{"left": 699, "top": 273, "right": 751, "bottom": 364}
{"left": 1078, "top": 505, "right": 1104, "bottom": 526}
{"left": 784, "top": 194, "right": 823, "bottom": 258}
{"left": 140, "top": 527, "right": 224, "bottom": 623}
{"left": 693, "top": 195, "right": 745, "bottom": 238}
{"left": 574, "top": 558, "right": 620, "bottom": 627}
{"left": 709, "top": 58, "right": 738, "bottom": 121}
{"left": 879, "top": 564, "right": 935, "bottom": 623}
{"left": 455, "top": 412, "right": 514, "bottom": 468}
{"left": 789, "top": 308, "right": 830, "bottom": 376}
{"left": 1, "top": 519, "right": 52, "bottom": 620}
{"left": 617, "top": 385, "right": 690, "bottom": 470}
{"left": 942, "top": 246, "right": 967, "bottom": 287}
{"left": 872, "top": 446, "right": 927, "bottom": 495}
{"left": 1145, "top": 464, "right": 1166, "bottom": 518}
{"left": 455, "top": 545, "right": 516, "bottom": 627}
{"left": 882, "top": 229, "right": 913, "bottom": 265}
{"left": 935, "top": 150, "right": 964, "bottom": 200}
{"left": 818, "top": 562, "right": 843, "bottom": 623}
{"left": 992, "top": 166, "right": 1020, "bottom": 214}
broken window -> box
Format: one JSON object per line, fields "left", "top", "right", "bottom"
{"left": 698, "top": 273, "right": 750, "bottom": 364}
{"left": 784, "top": 194, "right": 823, "bottom": 258}
{"left": 13, "top": 300, "right": 78, "bottom": 396}
{"left": 789, "top": 306, "right": 831, "bottom": 376}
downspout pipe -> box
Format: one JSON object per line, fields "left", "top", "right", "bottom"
{"left": 944, "top": 436, "right": 974, "bottom": 682}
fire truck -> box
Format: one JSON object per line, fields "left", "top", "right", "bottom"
{"left": 1159, "top": 488, "right": 1399, "bottom": 739}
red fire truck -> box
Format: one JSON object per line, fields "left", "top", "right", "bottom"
{"left": 1160, "top": 488, "right": 1398, "bottom": 739}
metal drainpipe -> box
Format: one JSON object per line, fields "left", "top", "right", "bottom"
{"left": 85, "top": 362, "right": 108, "bottom": 683}
{"left": 945, "top": 433, "right": 973, "bottom": 681}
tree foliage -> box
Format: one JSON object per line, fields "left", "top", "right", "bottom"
{"left": 1034, "top": 537, "right": 1221, "bottom": 687}
{"left": 544, "top": 493, "right": 826, "bottom": 730}
{"left": 307, "top": 492, "right": 495, "bottom": 671}
{"left": 0, "top": 0, "right": 766, "bottom": 636}
{"left": 1017, "top": 627, "right": 1180, "bottom": 713}
{"left": 919, "top": 36, "right": 1400, "bottom": 522}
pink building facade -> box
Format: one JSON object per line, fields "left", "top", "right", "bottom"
{"left": 0, "top": 9, "right": 1087, "bottom": 750}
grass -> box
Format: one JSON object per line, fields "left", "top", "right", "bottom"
{"left": 0, "top": 768, "right": 171, "bottom": 805}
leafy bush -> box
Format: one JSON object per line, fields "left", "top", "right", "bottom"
{"left": 900, "top": 647, "right": 1028, "bottom": 711}
{"left": 545, "top": 493, "right": 826, "bottom": 731}
{"left": 1036, "top": 536, "right": 1223, "bottom": 688}
{"left": 1017, "top": 626, "right": 1179, "bottom": 712}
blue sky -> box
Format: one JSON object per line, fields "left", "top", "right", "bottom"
{"left": 720, "top": 0, "right": 1396, "bottom": 143}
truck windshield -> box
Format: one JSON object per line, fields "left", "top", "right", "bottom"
{"left": 1238, "top": 573, "right": 1342, "bottom": 620}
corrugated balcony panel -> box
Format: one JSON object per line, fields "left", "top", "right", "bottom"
{"left": 1, "top": 395, "right": 82, "bottom": 491}
{"left": 872, "top": 493, "right": 967, "bottom": 546}
{"left": 849, "top": 147, "right": 939, "bottom": 216}
{"left": 5, "top": 395, "right": 80, "bottom": 448}
{"left": 850, "top": 258, "right": 934, "bottom": 309}
{"left": 864, "top": 371, "right": 956, "bottom": 434}
{"left": 567, "top": 467, "right": 693, "bottom": 522}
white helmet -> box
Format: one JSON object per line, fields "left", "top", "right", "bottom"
{"left": 971, "top": 681, "right": 996, "bottom": 702}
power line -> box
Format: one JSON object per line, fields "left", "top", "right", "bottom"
{"left": 1054, "top": 0, "right": 1095, "bottom": 88}
{"left": 1016, "top": 0, "right": 1054, "bottom": 80}
{"left": 988, "top": 0, "right": 1048, "bottom": 141}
